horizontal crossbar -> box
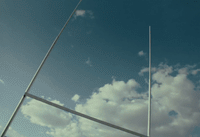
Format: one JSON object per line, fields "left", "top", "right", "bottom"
{"left": 25, "top": 93, "right": 147, "bottom": 137}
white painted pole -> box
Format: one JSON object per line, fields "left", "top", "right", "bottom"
{"left": 0, "top": 1, "right": 82, "bottom": 136}
{"left": 147, "top": 26, "right": 152, "bottom": 137}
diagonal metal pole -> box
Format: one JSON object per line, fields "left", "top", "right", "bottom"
{"left": 0, "top": 0, "right": 82, "bottom": 136}
{"left": 147, "top": 26, "right": 152, "bottom": 137}
{"left": 25, "top": 92, "right": 148, "bottom": 137}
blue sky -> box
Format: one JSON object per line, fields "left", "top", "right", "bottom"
{"left": 0, "top": 0, "right": 200, "bottom": 137}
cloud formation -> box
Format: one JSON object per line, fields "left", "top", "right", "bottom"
{"left": 74, "top": 10, "right": 94, "bottom": 19}
{"left": 21, "top": 99, "right": 73, "bottom": 129}
{"left": 175, "top": 64, "right": 196, "bottom": 75}
{"left": 138, "top": 50, "right": 146, "bottom": 56}
{"left": 138, "top": 67, "right": 157, "bottom": 76}
{"left": 21, "top": 98, "right": 83, "bottom": 137}
{"left": 21, "top": 62, "right": 200, "bottom": 137}
{"left": 75, "top": 10, "right": 85, "bottom": 17}
{"left": 191, "top": 69, "right": 200, "bottom": 75}
{"left": 71, "top": 94, "right": 80, "bottom": 102}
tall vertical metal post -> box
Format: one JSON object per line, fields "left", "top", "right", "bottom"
{"left": 0, "top": 1, "right": 82, "bottom": 137}
{"left": 147, "top": 26, "right": 152, "bottom": 137}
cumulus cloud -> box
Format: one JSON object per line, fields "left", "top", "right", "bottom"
{"left": 0, "top": 79, "right": 5, "bottom": 85}
{"left": 74, "top": 63, "right": 200, "bottom": 137}
{"left": 86, "top": 57, "right": 92, "bottom": 67}
{"left": 21, "top": 62, "right": 200, "bottom": 137}
{"left": 21, "top": 99, "right": 73, "bottom": 129}
{"left": 72, "top": 94, "right": 80, "bottom": 102}
{"left": 21, "top": 98, "right": 83, "bottom": 137}
{"left": 74, "top": 10, "right": 94, "bottom": 19}
{"left": 138, "top": 50, "right": 146, "bottom": 56}
{"left": 150, "top": 64, "right": 200, "bottom": 137}
{"left": 74, "top": 79, "right": 148, "bottom": 137}
{"left": 46, "top": 122, "right": 82, "bottom": 137}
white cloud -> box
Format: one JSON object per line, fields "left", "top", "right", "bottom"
{"left": 74, "top": 10, "right": 94, "bottom": 19}
{"left": 72, "top": 94, "right": 80, "bottom": 102}
{"left": 138, "top": 68, "right": 148, "bottom": 76}
{"left": 75, "top": 10, "right": 85, "bottom": 17}
{"left": 21, "top": 99, "right": 73, "bottom": 129}
{"left": 0, "top": 79, "right": 5, "bottom": 85}
{"left": 191, "top": 69, "right": 200, "bottom": 75}
{"left": 75, "top": 79, "right": 148, "bottom": 137}
{"left": 86, "top": 57, "right": 92, "bottom": 67}
{"left": 138, "top": 50, "right": 146, "bottom": 56}
{"left": 174, "top": 64, "right": 198, "bottom": 75}
{"left": 138, "top": 67, "right": 157, "bottom": 76}
{"left": 46, "top": 122, "right": 82, "bottom": 137}
{"left": 75, "top": 63, "right": 200, "bottom": 137}
{"left": 178, "top": 67, "right": 188, "bottom": 74}
{"left": 21, "top": 63, "right": 200, "bottom": 137}
{"left": 21, "top": 98, "right": 83, "bottom": 137}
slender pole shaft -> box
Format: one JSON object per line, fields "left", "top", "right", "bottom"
{"left": 25, "top": 92, "right": 148, "bottom": 137}
{"left": 147, "top": 26, "right": 152, "bottom": 137}
{"left": 0, "top": 1, "right": 82, "bottom": 136}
